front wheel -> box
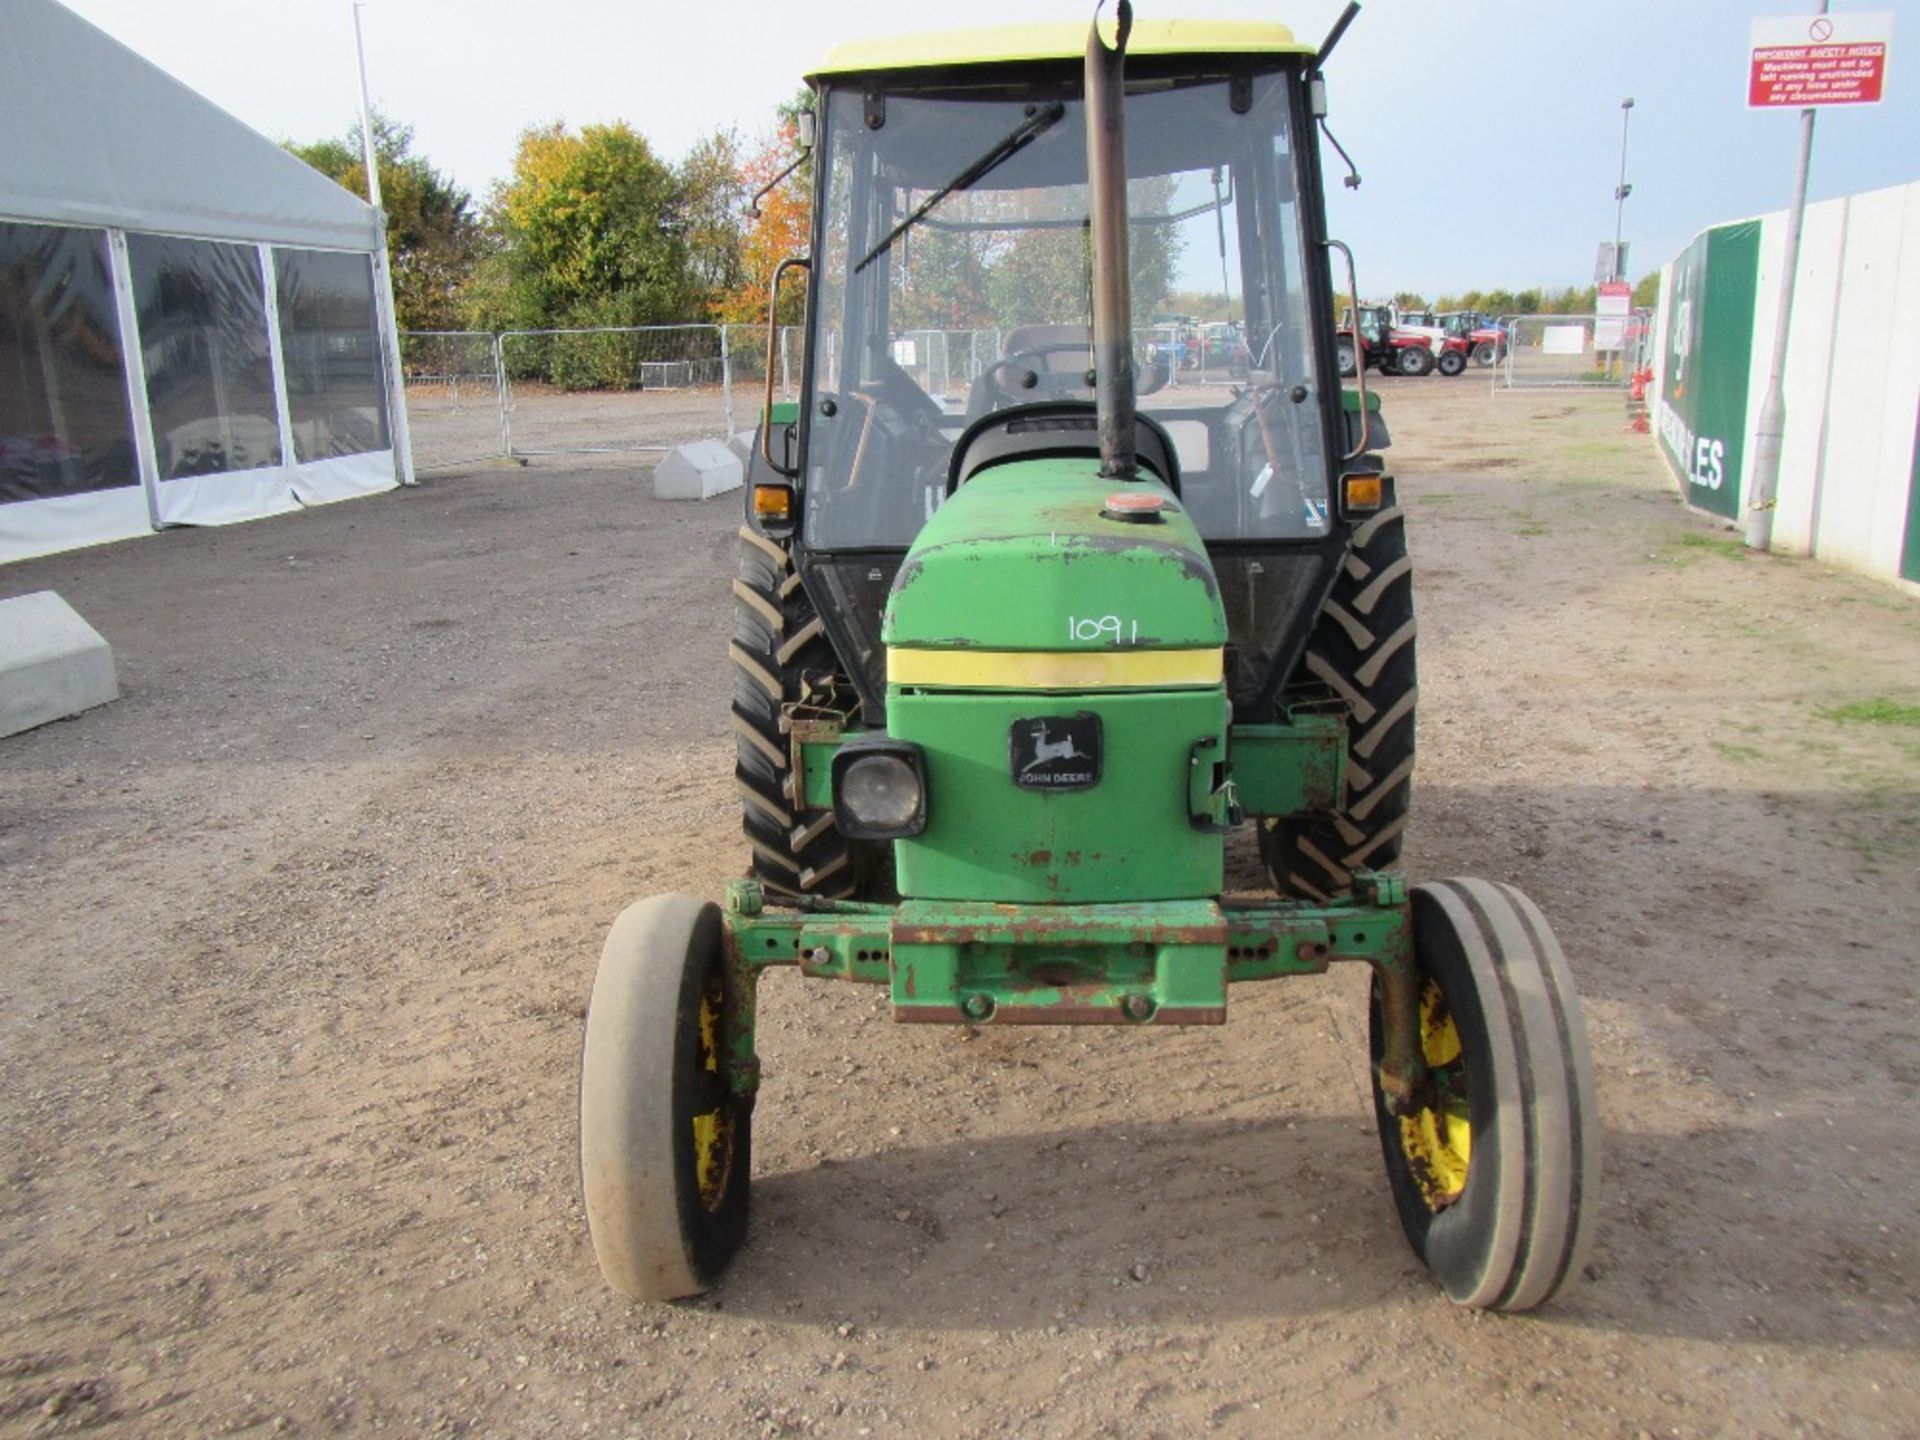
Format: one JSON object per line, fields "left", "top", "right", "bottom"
{"left": 1437, "top": 348, "right": 1467, "bottom": 377}
{"left": 1471, "top": 341, "right": 1497, "bottom": 368}
{"left": 1396, "top": 345, "right": 1434, "bottom": 378}
{"left": 581, "top": 895, "right": 751, "bottom": 1300}
{"left": 1335, "top": 337, "right": 1358, "bottom": 378}
{"left": 1370, "top": 878, "right": 1600, "bottom": 1311}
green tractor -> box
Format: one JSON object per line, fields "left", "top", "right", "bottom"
{"left": 581, "top": 4, "right": 1599, "bottom": 1312}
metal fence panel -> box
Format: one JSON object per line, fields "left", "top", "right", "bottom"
{"left": 1495, "top": 311, "right": 1653, "bottom": 390}
{"left": 402, "top": 319, "right": 1274, "bottom": 466}
{"left": 497, "top": 324, "right": 733, "bottom": 456}
{"left": 400, "top": 330, "right": 507, "bottom": 470}
{"left": 724, "top": 325, "right": 806, "bottom": 406}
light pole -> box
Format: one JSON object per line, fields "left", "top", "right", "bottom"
{"left": 1613, "top": 97, "right": 1634, "bottom": 281}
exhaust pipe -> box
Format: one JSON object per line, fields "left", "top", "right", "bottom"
{"left": 1086, "top": 0, "right": 1135, "bottom": 481}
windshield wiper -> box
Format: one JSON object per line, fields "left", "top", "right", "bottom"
{"left": 853, "top": 101, "right": 1067, "bottom": 274}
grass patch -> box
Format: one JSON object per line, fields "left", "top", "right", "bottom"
{"left": 1678, "top": 532, "right": 1747, "bottom": 560}
{"left": 1821, "top": 698, "right": 1920, "bottom": 728}
{"left": 1514, "top": 524, "right": 1548, "bottom": 537}
{"left": 1712, "top": 741, "right": 1765, "bottom": 765}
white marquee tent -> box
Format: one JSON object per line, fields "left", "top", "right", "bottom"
{"left": 0, "top": 0, "right": 413, "bottom": 564}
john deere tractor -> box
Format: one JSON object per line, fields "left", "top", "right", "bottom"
{"left": 581, "top": 4, "right": 1598, "bottom": 1312}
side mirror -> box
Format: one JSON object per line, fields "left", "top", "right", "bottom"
{"left": 760, "top": 256, "right": 811, "bottom": 479}
{"left": 1319, "top": 238, "right": 1372, "bottom": 459}
{"left": 797, "top": 110, "right": 817, "bottom": 152}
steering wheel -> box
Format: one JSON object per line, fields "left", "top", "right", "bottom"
{"left": 986, "top": 342, "right": 1097, "bottom": 404}
{"left": 987, "top": 341, "right": 1171, "bottom": 404}
{"left": 870, "top": 351, "right": 948, "bottom": 430}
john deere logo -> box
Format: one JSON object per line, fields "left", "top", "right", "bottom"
{"left": 1009, "top": 713, "right": 1102, "bottom": 791}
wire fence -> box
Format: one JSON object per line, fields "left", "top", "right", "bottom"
{"left": 724, "top": 325, "right": 807, "bottom": 402}
{"left": 397, "top": 320, "right": 1257, "bottom": 471}
{"left": 398, "top": 331, "right": 507, "bottom": 471}
{"left": 496, "top": 325, "right": 736, "bottom": 458}
{"left": 1493, "top": 311, "right": 1654, "bottom": 390}
{"left": 402, "top": 325, "right": 744, "bottom": 469}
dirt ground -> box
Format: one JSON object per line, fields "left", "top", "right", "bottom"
{"left": 3, "top": 377, "right": 1918, "bottom": 1439}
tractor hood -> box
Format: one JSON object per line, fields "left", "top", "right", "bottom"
{"left": 882, "top": 460, "right": 1227, "bottom": 663}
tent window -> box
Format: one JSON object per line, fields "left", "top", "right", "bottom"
{"left": 274, "top": 248, "right": 391, "bottom": 461}
{"left": 0, "top": 221, "right": 139, "bottom": 505}
{"left": 127, "top": 233, "right": 282, "bottom": 480}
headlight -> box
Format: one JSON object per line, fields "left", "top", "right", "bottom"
{"left": 831, "top": 741, "right": 928, "bottom": 840}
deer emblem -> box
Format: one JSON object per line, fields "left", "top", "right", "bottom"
{"left": 1021, "top": 720, "right": 1089, "bottom": 774}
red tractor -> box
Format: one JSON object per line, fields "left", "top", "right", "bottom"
{"left": 1437, "top": 311, "right": 1508, "bottom": 368}
{"left": 1336, "top": 304, "right": 1434, "bottom": 377}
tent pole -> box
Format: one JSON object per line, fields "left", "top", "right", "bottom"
{"left": 259, "top": 245, "right": 301, "bottom": 481}
{"left": 353, "top": 1, "right": 416, "bottom": 487}
{"left": 107, "top": 229, "right": 164, "bottom": 531}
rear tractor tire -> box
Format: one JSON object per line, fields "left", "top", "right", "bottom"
{"left": 731, "top": 526, "right": 879, "bottom": 901}
{"left": 1260, "top": 487, "right": 1416, "bottom": 901}
{"left": 1369, "top": 878, "right": 1600, "bottom": 1310}
{"left": 581, "top": 895, "right": 751, "bottom": 1300}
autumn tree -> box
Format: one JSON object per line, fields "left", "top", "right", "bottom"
{"left": 984, "top": 225, "right": 1089, "bottom": 326}
{"left": 486, "top": 121, "right": 693, "bottom": 332}
{"left": 286, "top": 113, "right": 477, "bottom": 331}
{"left": 717, "top": 121, "right": 811, "bottom": 327}
{"left": 680, "top": 127, "right": 748, "bottom": 306}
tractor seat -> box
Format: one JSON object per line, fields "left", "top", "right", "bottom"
{"left": 964, "top": 324, "right": 1097, "bottom": 419}
{"left": 1004, "top": 323, "right": 1095, "bottom": 372}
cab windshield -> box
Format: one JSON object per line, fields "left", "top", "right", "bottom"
{"left": 803, "top": 69, "right": 1329, "bottom": 550}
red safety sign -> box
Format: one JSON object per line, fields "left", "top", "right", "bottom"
{"left": 1749, "top": 11, "right": 1894, "bottom": 108}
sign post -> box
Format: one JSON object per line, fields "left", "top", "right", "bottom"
{"left": 1742, "top": 6, "right": 1894, "bottom": 550}
{"left": 1595, "top": 280, "right": 1634, "bottom": 357}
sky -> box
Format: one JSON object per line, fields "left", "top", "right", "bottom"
{"left": 55, "top": 0, "right": 1920, "bottom": 298}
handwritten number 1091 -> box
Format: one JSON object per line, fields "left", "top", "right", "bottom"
{"left": 1068, "top": 615, "right": 1138, "bottom": 644}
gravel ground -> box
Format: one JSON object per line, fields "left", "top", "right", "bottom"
{"left": 2, "top": 378, "right": 1917, "bottom": 1438}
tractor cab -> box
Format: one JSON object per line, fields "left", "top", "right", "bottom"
{"left": 761, "top": 21, "right": 1367, "bottom": 725}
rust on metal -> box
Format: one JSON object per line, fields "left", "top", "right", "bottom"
{"left": 1368, "top": 937, "right": 1426, "bottom": 1117}
{"left": 893, "top": 912, "right": 1225, "bottom": 948}
{"left": 895, "top": 1002, "right": 1225, "bottom": 1026}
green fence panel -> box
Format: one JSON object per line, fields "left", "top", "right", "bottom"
{"left": 1658, "top": 221, "right": 1761, "bottom": 520}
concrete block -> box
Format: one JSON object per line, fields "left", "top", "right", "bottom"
{"left": 727, "top": 429, "right": 755, "bottom": 465}
{"left": 652, "top": 439, "right": 744, "bottom": 501}
{"left": 0, "top": 591, "right": 119, "bottom": 739}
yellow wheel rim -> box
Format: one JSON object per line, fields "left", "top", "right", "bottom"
{"left": 1397, "top": 978, "right": 1472, "bottom": 1210}
{"left": 692, "top": 981, "right": 736, "bottom": 1212}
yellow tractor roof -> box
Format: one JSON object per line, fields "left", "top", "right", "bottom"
{"left": 808, "top": 19, "right": 1310, "bottom": 81}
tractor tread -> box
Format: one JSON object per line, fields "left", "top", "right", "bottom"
{"left": 732, "top": 526, "right": 874, "bottom": 901}
{"left": 1352, "top": 504, "right": 1404, "bottom": 548}
{"left": 1321, "top": 599, "right": 1374, "bottom": 649}
{"left": 1261, "top": 482, "right": 1417, "bottom": 900}
{"left": 1354, "top": 617, "right": 1416, "bottom": 686}
{"left": 731, "top": 579, "right": 785, "bottom": 634}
